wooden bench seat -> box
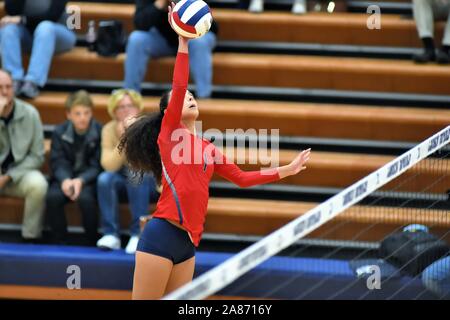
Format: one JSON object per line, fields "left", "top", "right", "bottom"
{"left": 30, "top": 92, "right": 450, "bottom": 142}
{"left": 40, "top": 48, "right": 450, "bottom": 95}
{"left": 0, "top": 3, "right": 437, "bottom": 47}
{"left": 2, "top": 196, "right": 449, "bottom": 242}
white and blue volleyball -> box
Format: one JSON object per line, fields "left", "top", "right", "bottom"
{"left": 171, "top": 0, "right": 213, "bottom": 39}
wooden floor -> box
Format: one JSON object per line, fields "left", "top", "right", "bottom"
{"left": 0, "top": 285, "right": 258, "bottom": 300}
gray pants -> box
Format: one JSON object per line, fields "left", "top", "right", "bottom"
{"left": 0, "top": 170, "right": 48, "bottom": 238}
{"left": 413, "top": 0, "right": 450, "bottom": 45}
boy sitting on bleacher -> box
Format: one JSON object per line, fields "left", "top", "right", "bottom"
{"left": 0, "top": 69, "right": 48, "bottom": 243}
{"left": 45, "top": 90, "right": 102, "bottom": 246}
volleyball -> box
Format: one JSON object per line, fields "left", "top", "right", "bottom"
{"left": 170, "top": 0, "right": 213, "bottom": 39}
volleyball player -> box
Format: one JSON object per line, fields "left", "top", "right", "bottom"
{"left": 119, "top": 3, "right": 311, "bottom": 300}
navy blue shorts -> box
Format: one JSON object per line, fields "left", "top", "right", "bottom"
{"left": 137, "top": 217, "right": 195, "bottom": 264}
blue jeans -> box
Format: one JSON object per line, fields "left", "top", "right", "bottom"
{"left": 422, "top": 256, "right": 450, "bottom": 299}
{"left": 124, "top": 28, "right": 217, "bottom": 98}
{"left": 0, "top": 21, "right": 76, "bottom": 87}
{"left": 97, "top": 170, "right": 159, "bottom": 237}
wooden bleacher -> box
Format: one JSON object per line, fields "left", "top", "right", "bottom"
{"left": 37, "top": 48, "right": 450, "bottom": 95}
{"left": 35, "top": 137, "right": 449, "bottom": 193}
{"left": 0, "top": 2, "right": 442, "bottom": 47}
{"left": 31, "top": 93, "right": 450, "bottom": 142}
{"left": 4, "top": 196, "right": 450, "bottom": 243}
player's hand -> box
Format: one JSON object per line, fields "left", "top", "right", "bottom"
{"left": 277, "top": 148, "right": 311, "bottom": 179}
{"left": 168, "top": 2, "right": 190, "bottom": 44}
{"left": 288, "top": 148, "right": 311, "bottom": 175}
{"left": 167, "top": 2, "right": 175, "bottom": 27}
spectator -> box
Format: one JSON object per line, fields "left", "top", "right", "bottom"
{"left": 96, "top": 89, "right": 160, "bottom": 254}
{"left": 0, "top": 69, "right": 48, "bottom": 242}
{"left": 124, "top": 0, "right": 218, "bottom": 99}
{"left": 0, "top": 0, "right": 76, "bottom": 99}
{"left": 247, "top": 0, "right": 307, "bottom": 14}
{"left": 413, "top": 0, "right": 450, "bottom": 64}
{"left": 422, "top": 256, "right": 450, "bottom": 299}
{"left": 45, "top": 90, "right": 102, "bottom": 246}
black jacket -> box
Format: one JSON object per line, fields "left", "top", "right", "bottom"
{"left": 5, "top": 0, "right": 68, "bottom": 32}
{"left": 134, "top": 0, "right": 218, "bottom": 47}
{"left": 49, "top": 120, "right": 102, "bottom": 185}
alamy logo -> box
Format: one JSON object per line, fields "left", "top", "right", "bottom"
{"left": 169, "top": 121, "right": 280, "bottom": 173}
{"left": 66, "top": 5, "right": 81, "bottom": 30}
{"left": 66, "top": 265, "right": 81, "bottom": 290}
{"left": 367, "top": 5, "right": 381, "bottom": 30}
{"left": 356, "top": 265, "right": 381, "bottom": 290}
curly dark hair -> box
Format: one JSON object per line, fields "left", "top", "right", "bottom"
{"left": 118, "top": 91, "right": 171, "bottom": 185}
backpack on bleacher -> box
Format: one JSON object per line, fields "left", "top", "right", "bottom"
{"left": 95, "top": 20, "right": 127, "bottom": 57}
{"left": 379, "top": 229, "right": 449, "bottom": 276}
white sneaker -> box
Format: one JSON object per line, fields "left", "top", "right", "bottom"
{"left": 125, "top": 235, "right": 140, "bottom": 254}
{"left": 97, "top": 235, "right": 121, "bottom": 250}
{"left": 249, "top": 0, "right": 264, "bottom": 13}
{"left": 292, "top": 0, "right": 307, "bottom": 14}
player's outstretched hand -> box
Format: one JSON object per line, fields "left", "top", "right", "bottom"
{"left": 278, "top": 148, "right": 311, "bottom": 179}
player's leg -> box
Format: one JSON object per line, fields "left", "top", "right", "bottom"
{"left": 132, "top": 251, "right": 173, "bottom": 300}
{"left": 165, "top": 256, "right": 196, "bottom": 294}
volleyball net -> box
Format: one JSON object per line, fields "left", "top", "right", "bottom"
{"left": 164, "top": 125, "right": 450, "bottom": 300}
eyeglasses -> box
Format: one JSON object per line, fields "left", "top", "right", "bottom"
{"left": 116, "top": 103, "right": 137, "bottom": 110}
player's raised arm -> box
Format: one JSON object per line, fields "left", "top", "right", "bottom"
{"left": 159, "top": 3, "right": 190, "bottom": 139}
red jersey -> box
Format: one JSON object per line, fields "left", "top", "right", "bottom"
{"left": 152, "top": 52, "right": 280, "bottom": 246}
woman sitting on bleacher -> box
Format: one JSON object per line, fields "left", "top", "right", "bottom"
{"left": 0, "top": 0, "right": 76, "bottom": 99}
{"left": 96, "top": 89, "right": 160, "bottom": 255}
